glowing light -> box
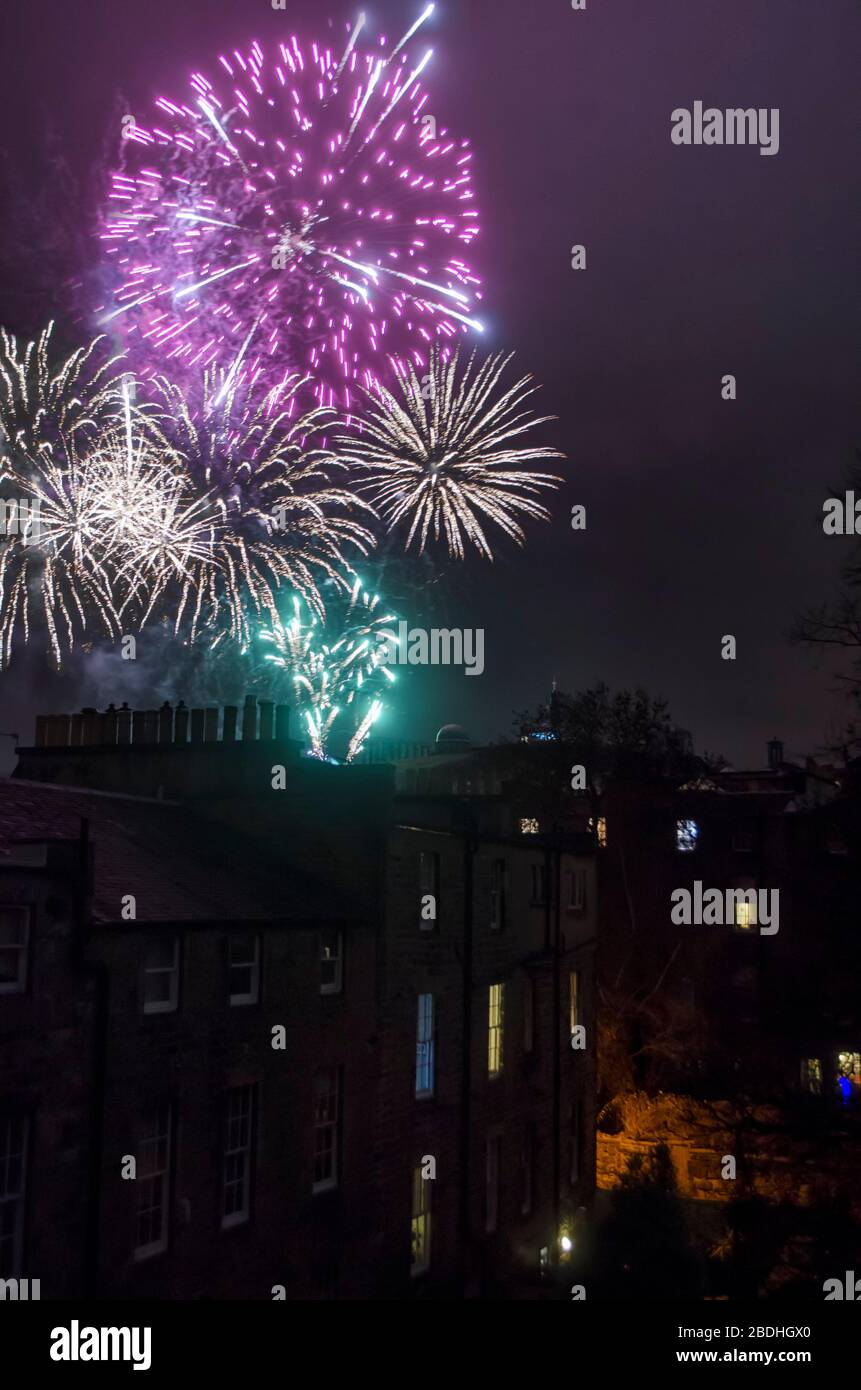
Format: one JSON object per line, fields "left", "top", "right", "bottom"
{"left": 339, "top": 346, "right": 564, "bottom": 561}
{"left": 260, "top": 582, "right": 398, "bottom": 760}
{"left": 98, "top": 8, "right": 483, "bottom": 412}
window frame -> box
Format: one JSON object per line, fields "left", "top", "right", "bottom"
{"left": 570, "top": 1098, "right": 583, "bottom": 1186}
{"left": 312, "top": 1068, "right": 340, "bottom": 1194}
{"left": 489, "top": 857, "right": 507, "bottom": 932}
{"left": 143, "top": 935, "right": 180, "bottom": 1015}
{"left": 0, "top": 906, "right": 31, "bottom": 996}
{"left": 485, "top": 1132, "right": 501, "bottom": 1234}
{"left": 228, "top": 933, "right": 261, "bottom": 1007}
{"left": 320, "top": 929, "right": 343, "bottom": 996}
{"left": 675, "top": 818, "right": 699, "bottom": 853}
{"left": 488, "top": 983, "right": 505, "bottom": 1078}
{"left": 221, "top": 1085, "right": 255, "bottom": 1229}
{"left": 530, "top": 863, "right": 547, "bottom": 906}
{"left": 0, "top": 1114, "right": 29, "bottom": 1278}
{"left": 415, "top": 992, "right": 435, "bottom": 1099}
{"left": 410, "top": 1163, "right": 432, "bottom": 1276}
{"left": 520, "top": 1125, "right": 535, "bottom": 1217}
{"left": 569, "top": 969, "right": 580, "bottom": 1036}
{"left": 134, "top": 1102, "right": 173, "bottom": 1260}
{"left": 567, "top": 868, "right": 586, "bottom": 913}
{"left": 523, "top": 976, "right": 535, "bottom": 1055}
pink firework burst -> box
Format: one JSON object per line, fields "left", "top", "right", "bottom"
{"left": 98, "top": 6, "right": 483, "bottom": 413}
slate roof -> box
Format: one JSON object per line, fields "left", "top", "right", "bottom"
{"left": 0, "top": 778, "right": 357, "bottom": 925}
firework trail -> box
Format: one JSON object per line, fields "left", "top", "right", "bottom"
{"left": 337, "top": 346, "right": 564, "bottom": 561}
{"left": 98, "top": 5, "right": 482, "bottom": 413}
{"left": 260, "top": 579, "right": 397, "bottom": 759}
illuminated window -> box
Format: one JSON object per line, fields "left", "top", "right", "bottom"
{"left": 836, "top": 1052, "right": 861, "bottom": 1096}
{"left": 800, "top": 1058, "right": 822, "bottom": 1095}
{"left": 222, "top": 1086, "right": 254, "bottom": 1227}
{"left": 569, "top": 971, "right": 580, "bottom": 1034}
{"left": 416, "top": 994, "right": 435, "bottom": 1098}
{"left": 567, "top": 868, "right": 586, "bottom": 912}
{"left": 410, "top": 1165, "right": 431, "bottom": 1275}
{"left": 143, "top": 936, "right": 179, "bottom": 1014}
{"left": 135, "top": 1104, "right": 172, "bottom": 1259}
{"left": 320, "top": 930, "right": 343, "bottom": 995}
{"left": 589, "top": 816, "right": 608, "bottom": 848}
{"left": 735, "top": 901, "right": 754, "bottom": 930}
{"left": 675, "top": 819, "right": 699, "bottom": 852}
{"left": 523, "top": 977, "right": 535, "bottom": 1054}
{"left": 229, "top": 934, "right": 260, "bottom": 1005}
{"left": 485, "top": 1134, "right": 501, "bottom": 1233}
{"left": 0, "top": 907, "right": 30, "bottom": 995}
{"left": 312, "top": 1069, "right": 340, "bottom": 1193}
{"left": 489, "top": 858, "right": 507, "bottom": 931}
{"left": 0, "top": 1116, "right": 28, "bottom": 1277}
{"left": 519, "top": 817, "right": 540, "bottom": 835}
{"left": 488, "top": 984, "right": 505, "bottom": 1077}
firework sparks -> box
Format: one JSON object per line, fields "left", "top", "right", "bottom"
{"left": 0, "top": 415, "right": 122, "bottom": 668}
{"left": 260, "top": 579, "right": 397, "bottom": 760}
{"left": 0, "top": 322, "right": 129, "bottom": 458}
{"left": 337, "top": 346, "right": 565, "bottom": 560}
{"left": 98, "top": 6, "right": 482, "bottom": 414}
{"left": 144, "top": 370, "right": 377, "bottom": 647}
{"left": 0, "top": 328, "right": 138, "bottom": 666}
{"left": 0, "top": 330, "right": 376, "bottom": 665}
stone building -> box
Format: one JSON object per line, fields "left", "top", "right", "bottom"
{"left": 1, "top": 700, "right": 598, "bottom": 1298}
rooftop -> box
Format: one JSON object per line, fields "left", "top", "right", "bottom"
{"left": 0, "top": 777, "right": 357, "bottom": 926}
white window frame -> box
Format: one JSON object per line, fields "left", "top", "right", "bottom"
{"left": 222, "top": 1086, "right": 254, "bottom": 1229}
{"left": 0, "top": 1115, "right": 28, "bottom": 1277}
{"left": 320, "top": 929, "right": 343, "bottom": 996}
{"left": 488, "top": 983, "right": 505, "bottom": 1077}
{"left": 410, "top": 1164, "right": 432, "bottom": 1275}
{"left": 134, "top": 1103, "right": 172, "bottom": 1260}
{"left": 416, "top": 993, "right": 435, "bottom": 1098}
{"left": 0, "top": 906, "right": 30, "bottom": 996}
{"left": 143, "top": 936, "right": 179, "bottom": 1015}
{"left": 312, "top": 1069, "right": 339, "bottom": 1194}
{"left": 229, "top": 934, "right": 260, "bottom": 1006}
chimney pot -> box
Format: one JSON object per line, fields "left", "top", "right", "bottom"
{"left": 223, "top": 706, "right": 238, "bottom": 742}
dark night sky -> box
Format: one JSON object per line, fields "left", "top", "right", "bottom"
{"left": 0, "top": 0, "right": 857, "bottom": 770}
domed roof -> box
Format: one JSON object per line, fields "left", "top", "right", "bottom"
{"left": 435, "top": 723, "right": 471, "bottom": 746}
